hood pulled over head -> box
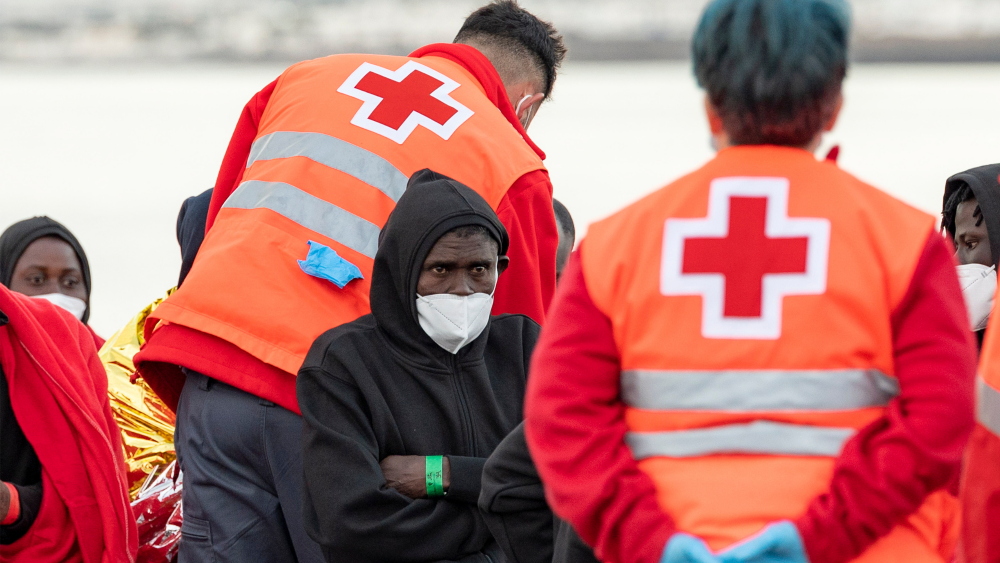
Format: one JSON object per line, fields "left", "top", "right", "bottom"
{"left": 0, "top": 216, "right": 93, "bottom": 323}
{"left": 943, "top": 163, "right": 1000, "bottom": 267}
{"left": 371, "top": 169, "right": 508, "bottom": 354}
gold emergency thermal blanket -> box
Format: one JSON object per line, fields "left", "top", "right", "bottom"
{"left": 98, "top": 290, "right": 177, "bottom": 498}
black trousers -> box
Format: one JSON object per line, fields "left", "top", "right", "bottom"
{"left": 175, "top": 370, "right": 324, "bottom": 563}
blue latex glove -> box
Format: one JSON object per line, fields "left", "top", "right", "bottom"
{"left": 718, "top": 521, "right": 809, "bottom": 563}
{"left": 661, "top": 534, "right": 722, "bottom": 563}
{"left": 297, "top": 241, "right": 363, "bottom": 288}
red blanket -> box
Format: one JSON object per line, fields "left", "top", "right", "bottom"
{"left": 0, "top": 286, "right": 137, "bottom": 563}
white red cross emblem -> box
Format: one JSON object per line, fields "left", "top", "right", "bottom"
{"left": 337, "top": 61, "right": 474, "bottom": 144}
{"left": 660, "top": 177, "right": 831, "bottom": 339}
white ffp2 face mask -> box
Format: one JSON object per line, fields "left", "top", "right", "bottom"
{"left": 416, "top": 271, "right": 496, "bottom": 354}
{"left": 32, "top": 292, "right": 87, "bottom": 321}
{"left": 957, "top": 263, "right": 996, "bottom": 332}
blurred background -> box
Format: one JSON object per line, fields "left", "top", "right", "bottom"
{"left": 1, "top": 0, "right": 999, "bottom": 335}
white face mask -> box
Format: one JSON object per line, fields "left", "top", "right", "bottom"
{"left": 32, "top": 292, "right": 87, "bottom": 321}
{"left": 415, "top": 270, "right": 497, "bottom": 354}
{"left": 956, "top": 263, "right": 996, "bottom": 332}
{"left": 515, "top": 94, "right": 537, "bottom": 130}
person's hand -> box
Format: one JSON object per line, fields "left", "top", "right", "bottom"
{"left": 718, "top": 521, "right": 809, "bottom": 563}
{"left": 0, "top": 482, "right": 9, "bottom": 521}
{"left": 661, "top": 533, "right": 721, "bottom": 563}
{"left": 379, "top": 455, "right": 451, "bottom": 499}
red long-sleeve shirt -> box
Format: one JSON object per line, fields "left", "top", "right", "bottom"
{"left": 138, "top": 44, "right": 557, "bottom": 412}
{"left": 525, "top": 232, "right": 975, "bottom": 563}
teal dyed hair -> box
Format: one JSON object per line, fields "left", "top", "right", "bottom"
{"left": 693, "top": 0, "right": 851, "bottom": 146}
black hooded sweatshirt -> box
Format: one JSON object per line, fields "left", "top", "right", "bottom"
{"left": 298, "top": 169, "right": 540, "bottom": 563}
{"left": 942, "top": 164, "right": 1000, "bottom": 348}
{"left": 479, "top": 422, "right": 599, "bottom": 563}
{"left": 943, "top": 163, "right": 1000, "bottom": 267}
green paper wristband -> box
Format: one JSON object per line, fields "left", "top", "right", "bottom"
{"left": 425, "top": 455, "right": 445, "bottom": 498}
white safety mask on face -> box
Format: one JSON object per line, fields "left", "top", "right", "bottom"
{"left": 32, "top": 292, "right": 87, "bottom": 321}
{"left": 956, "top": 263, "right": 996, "bottom": 332}
{"left": 415, "top": 268, "right": 497, "bottom": 354}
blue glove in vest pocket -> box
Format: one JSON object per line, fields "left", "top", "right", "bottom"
{"left": 297, "top": 241, "right": 363, "bottom": 288}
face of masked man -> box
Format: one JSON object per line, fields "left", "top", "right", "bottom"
{"left": 955, "top": 198, "right": 992, "bottom": 267}
{"left": 954, "top": 197, "right": 996, "bottom": 333}
{"left": 415, "top": 228, "right": 510, "bottom": 354}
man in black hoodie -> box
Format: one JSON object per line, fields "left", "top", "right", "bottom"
{"left": 298, "top": 169, "right": 539, "bottom": 563}
{"left": 942, "top": 163, "right": 1000, "bottom": 347}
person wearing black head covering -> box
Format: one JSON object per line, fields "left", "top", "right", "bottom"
{"left": 297, "top": 169, "right": 540, "bottom": 562}
{"left": 0, "top": 217, "right": 95, "bottom": 546}
{"left": 942, "top": 164, "right": 1000, "bottom": 346}
{"left": 176, "top": 188, "right": 214, "bottom": 287}
{"left": 0, "top": 217, "right": 93, "bottom": 324}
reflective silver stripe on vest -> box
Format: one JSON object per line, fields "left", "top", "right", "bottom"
{"left": 625, "top": 421, "right": 855, "bottom": 459}
{"left": 621, "top": 369, "right": 899, "bottom": 412}
{"left": 247, "top": 131, "right": 409, "bottom": 202}
{"left": 224, "top": 180, "right": 381, "bottom": 259}
{"left": 978, "top": 375, "right": 1000, "bottom": 437}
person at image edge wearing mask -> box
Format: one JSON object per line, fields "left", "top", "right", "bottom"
{"left": 941, "top": 165, "right": 1000, "bottom": 347}
{"left": 0, "top": 283, "right": 136, "bottom": 562}
{"left": 946, "top": 164, "right": 1000, "bottom": 563}
{"left": 297, "top": 170, "right": 539, "bottom": 562}
{"left": 133, "top": 3, "right": 565, "bottom": 560}
{"left": 0, "top": 216, "right": 100, "bottom": 346}
{"left": 524, "top": 1, "right": 976, "bottom": 563}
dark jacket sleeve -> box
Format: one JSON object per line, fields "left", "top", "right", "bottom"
{"left": 1, "top": 482, "right": 42, "bottom": 544}
{"left": 298, "top": 359, "right": 495, "bottom": 563}
{"left": 479, "top": 422, "right": 554, "bottom": 563}
{"left": 447, "top": 456, "right": 488, "bottom": 505}
{"left": 1, "top": 366, "right": 43, "bottom": 545}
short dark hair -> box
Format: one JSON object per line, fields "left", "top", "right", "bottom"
{"left": 553, "top": 199, "right": 575, "bottom": 241}
{"left": 455, "top": 1, "right": 566, "bottom": 97}
{"left": 693, "top": 0, "right": 851, "bottom": 146}
{"left": 942, "top": 181, "right": 981, "bottom": 240}
{"left": 448, "top": 224, "right": 500, "bottom": 254}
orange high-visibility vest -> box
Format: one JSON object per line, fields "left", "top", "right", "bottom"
{"left": 580, "top": 146, "right": 955, "bottom": 561}
{"left": 148, "top": 54, "right": 545, "bottom": 375}
{"left": 977, "top": 324, "right": 1000, "bottom": 439}
{"left": 963, "top": 291, "right": 1000, "bottom": 563}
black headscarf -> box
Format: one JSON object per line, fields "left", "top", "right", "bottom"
{"left": 943, "top": 164, "right": 1000, "bottom": 267}
{"left": 370, "top": 169, "right": 509, "bottom": 357}
{"left": 0, "top": 217, "right": 93, "bottom": 323}
{"left": 176, "top": 188, "right": 213, "bottom": 286}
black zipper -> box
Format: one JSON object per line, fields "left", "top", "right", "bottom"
{"left": 450, "top": 355, "right": 477, "bottom": 456}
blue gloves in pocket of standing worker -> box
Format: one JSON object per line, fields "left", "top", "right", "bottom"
{"left": 660, "top": 534, "right": 721, "bottom": 563}
{"left": 717, "top": 521, "right": 810, "bottom": 563}
{"left": 660, "top": 523, "right": 809, "bottom": 563}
